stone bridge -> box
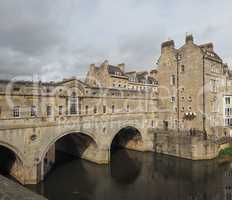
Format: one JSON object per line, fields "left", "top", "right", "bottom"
{"left": 0, "top": 112, "right": 155, "bottom": 184}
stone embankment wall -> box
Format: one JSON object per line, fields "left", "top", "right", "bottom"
{"left": 153, "top": 130, "right": 220, "bottom": 160}
{"left": 0, "top": 175, "right": 47, "bottom": 200}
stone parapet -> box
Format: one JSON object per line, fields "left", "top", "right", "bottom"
{"left": 153, "top": 130, "right": 220, "bottom": 160}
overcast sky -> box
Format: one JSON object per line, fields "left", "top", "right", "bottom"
{"left": 0, "top": 0, "right": 232, "bottom": 81}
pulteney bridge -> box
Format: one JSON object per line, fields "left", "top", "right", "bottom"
{"left": 0, "top": 112, "right": 155, "bottom": 184}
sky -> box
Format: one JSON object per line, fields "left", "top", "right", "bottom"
{"left": 0, "top": 0, "right": 232, "bottom": 81}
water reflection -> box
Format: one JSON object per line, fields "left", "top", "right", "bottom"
{"left": 111, "top": 150, "right": 142, "bottom": 185}
{"left": 27, "top": 150, "right": 232, "bottom": 200}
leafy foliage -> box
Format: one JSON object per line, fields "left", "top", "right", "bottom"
{"left": 219, "top": 146, "right": 232, "bottom": 157}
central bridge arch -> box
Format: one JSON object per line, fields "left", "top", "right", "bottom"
{"left": 110, "top": 126, "right": 144, "bottom": 153}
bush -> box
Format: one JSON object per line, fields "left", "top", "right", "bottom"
{"left": 219, "top": 146, "right": 232, "bottom": 157}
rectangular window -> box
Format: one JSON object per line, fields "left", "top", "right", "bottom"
{"left": 225, "top": 118, "right": 229, "bottom": 126}
{"left": 181, "top": 65, "right": 185, "bottom": 73}
{"left": 94, "top": 106, "right": 97, "bottom": 114}
{"left": 0, "top": 106, "right": 2, "bottom": 117}
{"left": 103, "top": 105, "right": 106, "bottom": 113}
{"left": 170, "top": 75, "right": 176, "bottom": 86}
{"left": 112, "top": 105, "right": 115, "bottom": 113}
{"left": 31, "top": 106, "right": 37, "bottom": 117}
{"left": 13, "top": 106, "right": 20, "bottom": 117}
{"left": 225, "top": 108, "right": 230, "bottom": 116}
{"left": 127, "top": 105, "right": 129, "bottom": 112}
{"left": 151, "top": 120, "right": 154, "bottom": 128}
{"left": 59, "top": 106, "right": 63, "bottom": 115}
{"left": 210, "top": 79, "right": 217, "bottom": 92}
{"left": 225, "top": 97, "right": 231, "bottom": 105}
{"left": 85, "top": 105, "right": 88, "bottom": 115}
{"left": 47, "top": 106, "right": 52, "bottom": 117}
{"left": 230, "top": 118, "right": 232, "bottom": 126}
{"left": 171, "top": 96, "right": 175, "bottom": 102}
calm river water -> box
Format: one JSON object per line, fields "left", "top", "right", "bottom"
{"left": 27, "top": 150, "right": 232, "bottom": 200}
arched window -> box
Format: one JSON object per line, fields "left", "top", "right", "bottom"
{"left": 70, "top": 92, "right": 77, "bottom": 114}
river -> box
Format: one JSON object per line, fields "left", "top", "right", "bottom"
{"left": 27, "top": 150, "right": 232, "bottom": 200}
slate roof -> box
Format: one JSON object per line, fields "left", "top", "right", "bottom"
{"left": 108, "top": 65, "right": 125, "bottom": 76}
{"left": 126, "top": 71, "right": 158, "bottom": 85}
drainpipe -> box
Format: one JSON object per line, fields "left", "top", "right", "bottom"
{"left": 203, "top": 54, "right": 206, "bottom": 136}
{"left": 176, "top": 53, "right": 180, "bottom": 132}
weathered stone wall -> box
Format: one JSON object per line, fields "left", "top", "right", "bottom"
{"left": 153, "top": 130, "right": 219, "bottom": 160}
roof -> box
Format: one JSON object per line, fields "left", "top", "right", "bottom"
{"left": 0, "top": 80, "right": 54, "bottom": 86}
{"left": 126, "top": 71, "right": 158, "bottom": 85}
{"left": 204, "top": 50, "right": 222, "bottom": 61}
{"left": 108, "top": 65, "right": 125, "bottom": 76}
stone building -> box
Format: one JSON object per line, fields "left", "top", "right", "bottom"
{"left": 157, "top": 34, "right": 232, "bottom": 136}
{"left": 85, "top": 60, "right": 158, "bottom": 92}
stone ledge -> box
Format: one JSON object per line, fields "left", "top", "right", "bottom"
{"left": 0, "top": 175, "right": 47, "bottom": 200}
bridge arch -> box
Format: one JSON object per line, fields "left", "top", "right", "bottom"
{"left": 0, "top": 142, "right": 25, "bottom": 183}
{"left": 110, "top": 125, "right": 144, "bottom": 153}
{"left": 0, "top": 142, "right": 24, "bottom": 164}
{"left": 39, "top": 130, "right": 98, "bottom": 163}
{"left": 38, "top": 130, "right": 99, "bottom": 181}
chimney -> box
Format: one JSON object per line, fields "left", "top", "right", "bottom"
{"left": 161, "top": 40, "right": 175, "bottom": 53}
{"left": 90, "top": 63, "right": 96, "bottom": 71}
{"left": 185, "top": 34, "right": 194, "bottom": 44}
{"left": 118, "top": 63, "right": 125, "bottom": 72}
{"left": 101, "top": 60, "right": 109, "bottom": 70}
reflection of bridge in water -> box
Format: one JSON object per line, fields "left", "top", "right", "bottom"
{"left": 28, "top": 150, "right": 232, "bottom": 200}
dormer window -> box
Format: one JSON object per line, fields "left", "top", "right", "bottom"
{"left": 13, "top": 87, "right": 20, "bottom": 92}
{"left": 115, "top": 71, "right": 121, "bottom": 76}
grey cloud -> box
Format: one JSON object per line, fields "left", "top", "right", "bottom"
{"left": 0, "top": 0, "right": 232, "bottom": 81}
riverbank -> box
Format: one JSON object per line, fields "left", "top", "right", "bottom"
{"left": 0, "top": 175, "right": 47, "bottom": 200}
